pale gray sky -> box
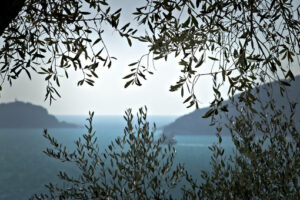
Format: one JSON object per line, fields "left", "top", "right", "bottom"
{"left": 1, "top": 1, "right": 299, "bottom": 116}
{"left": 0, "top": 33, "right": 216, "bottom": 115}
{"left": 0, "top": 1, "right": 216, "bottom": 116}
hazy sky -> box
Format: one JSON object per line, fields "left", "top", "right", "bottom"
{"left": 1, "top": 1, "right": 299, "bottom": 116}
{"left": 0, "top": 1, "right": 216, "bottom": 116}
{"left": 0, "top": 34, "right": 216, "bottom": 116}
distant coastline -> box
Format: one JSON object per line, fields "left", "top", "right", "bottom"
{"left": 163, "top": 76, "right": 300, "bottom": 137}
{"left": 0, "top": 101, "right": 78, "bottom": 128}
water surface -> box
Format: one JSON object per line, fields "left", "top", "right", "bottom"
{"left": 0, "top": 115, "right": 233, "bottom": 199}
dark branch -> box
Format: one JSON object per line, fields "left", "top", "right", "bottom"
{"left": 0, "top": 0, "right": 25, "bottom": 36}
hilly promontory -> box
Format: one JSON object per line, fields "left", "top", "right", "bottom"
{"left": 0, "top": 101, "right": 78, "bottom": 128}
{"left": 164, "top": 76, "right": 300, "bottom": 136}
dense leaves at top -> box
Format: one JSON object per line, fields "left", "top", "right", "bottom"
{"left": 0, "top": 0, "right": 136, "bottom": 103}
{"left": 0, "top": 0, "right": 299, "bottom": 110}
{"left": 124, "top": 0, "right": 300, "bottom": 112}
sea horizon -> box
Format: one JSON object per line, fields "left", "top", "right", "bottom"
{"left": 0, "top": 115, "right": 231, "bottom": 200}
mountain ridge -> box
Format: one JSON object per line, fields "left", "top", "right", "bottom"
{"left": 0, "top": 101, "right": 78, "bottom": 128}
{"left": 163, "top": 76, "right": 300, "bottom": 136}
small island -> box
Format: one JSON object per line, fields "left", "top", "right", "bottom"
{"left": 0, "top": 101, "right": 78, "bottom": 128}
{"left": 156, "top": 133, "right": 177, "bottom": 145}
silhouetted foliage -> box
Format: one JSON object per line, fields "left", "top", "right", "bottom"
{"left": 182, "top": 96, "right": 300, "bottom": 199}
{"left": 32, "top": 103, "right": 299, "bottom": 199}
{"left": 1, "top": 0, "right": 299, "bottom": 199}
{"left": 125, "top": 0, "right": 300, "bottom": 112}
{"left": 32, "top": 107, "right": 184, "bottom": 199}
{"left": 1, "top": 0, "right": 299, "bottom": 108}
{"left": 0, "top": 0, "right": 136, "bottom": 103}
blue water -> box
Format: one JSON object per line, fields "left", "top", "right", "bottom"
{"left": 0, "top": 115, "right": 234, "bottom": 200}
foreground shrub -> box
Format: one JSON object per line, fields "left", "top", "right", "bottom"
{"left": 183, "top": 96, "right": 300, "bottom": 199}
{"left": 32, "top": 103, "right": 299, "bottom": 199}
{"left": 32, "top": 107, "right": 184, "bottom": 199}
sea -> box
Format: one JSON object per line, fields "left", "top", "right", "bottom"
{"left": 0, "top": 115, "right": 234, "bottom": 200}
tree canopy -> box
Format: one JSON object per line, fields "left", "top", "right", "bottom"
{"left": 0, "top": 0, "right": 135, "bottom": 103}
{"left": 127, "top": 0, "right": 300, "bottom": 113}
{"left": 1, "top": 0, "right": 299, "bottom": 108}
{"left": 1, "top": 1, "right": 299, "bottom": 199}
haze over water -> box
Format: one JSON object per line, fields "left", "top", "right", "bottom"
{"left": 0, "top": 115, "right": 234, "bottom": 200}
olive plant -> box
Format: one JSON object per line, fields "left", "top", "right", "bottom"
{"left": 0, "top": 0, "right": 136, "bottom": 103}
{"left": 1, "top": 1, "right": 299, "bottom": 199}
{"left": 31, "top": 107, "right": 184, "bottom": 199}
{"left": 182, "top": 87, "right": 300, "bottom": 199}
{"left": 1, "top": 0, "right": 299, "bottom": 109}
{"left": 127, "top": 0, "right": 300, "bottom": 112}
